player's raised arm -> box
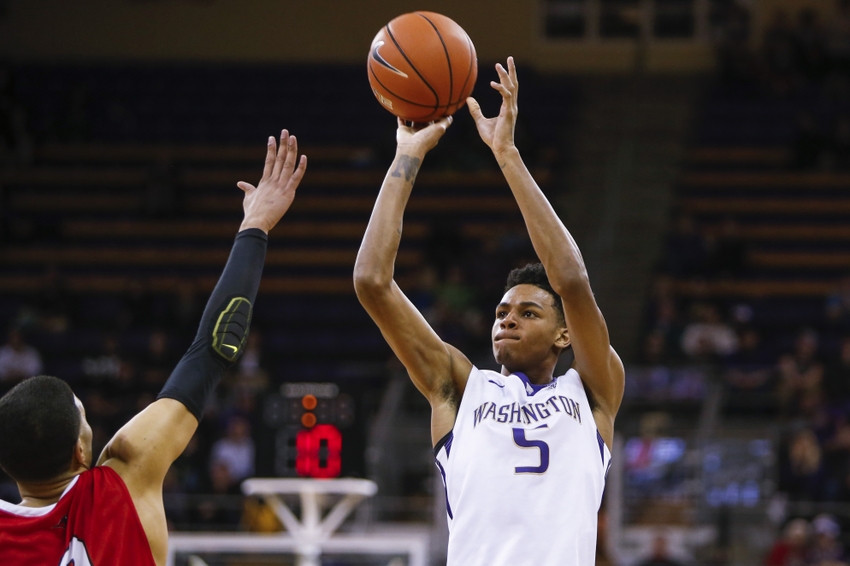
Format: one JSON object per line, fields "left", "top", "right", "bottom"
{"left": 354, "top": 117, "right": 472, "bottom": 444}
{"left": 468, "top": 58, "right": 624, "bottom": 445}
{"left": 97, "top": 131, "right": 306, "bottom": 564}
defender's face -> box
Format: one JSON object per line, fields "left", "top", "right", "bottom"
{"left": 492, "top": 284, "right": 568, "bottom": 371}
{"left": 74, "top": 396, "right": 93, "bottom": 468}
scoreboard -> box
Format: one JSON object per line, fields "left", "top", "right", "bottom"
{"left": 263, "top": 382, "right": 355, "bottom": 478}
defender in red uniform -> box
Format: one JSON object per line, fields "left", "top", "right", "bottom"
{"left": 0, "top": 131, "right": 307, "bottom": 566}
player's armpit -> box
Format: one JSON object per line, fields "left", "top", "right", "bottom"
{"left": 354, "top": 279, "right": 472, "bottom": 406}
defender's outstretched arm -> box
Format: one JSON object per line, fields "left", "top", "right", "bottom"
{"left": 468, "top": 58, "right": 624, "bottom": 446}
{"left": 354, "top": 118, "right": 472, "bottom": 445}
{"left": 97, "top": 131, "right": 306, "bottom": 565}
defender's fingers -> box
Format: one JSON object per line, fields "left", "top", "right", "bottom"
{"left": 287, "top": 155, "right": 308, "bottom": 188}
{"left": 495, "top": 64, "right": 515, "bottom": 92}
{"left": 491, "top": 81, "right": 512, "bottom": 99}
{"left": 237, "top": 181, "right": 254, "bottom": 193}
{"left": 507, "top": 56, "right": 518, "bottom": 84}
{"left": 261, "top": 136, "right": 276, "bottom": 180}
{"left": 272, "top": 129, "right": 290, "bottom": 178}
{"left": 283, "top": 135, "right": 299, "bottom": 172}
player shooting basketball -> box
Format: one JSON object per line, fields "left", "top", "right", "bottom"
{"left": 0, "top": 132, "right": 307, "bottom": 566}
{"left": 354, "top": 57, "right": 624, "bottom": 565}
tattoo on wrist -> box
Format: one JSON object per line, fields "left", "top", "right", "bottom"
{"left": 391, "top": 155, "right": 421, "bottom": 183}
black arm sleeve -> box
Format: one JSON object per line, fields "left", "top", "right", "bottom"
{"left": 157, "top": 228, "right": 268, "bottom": 421}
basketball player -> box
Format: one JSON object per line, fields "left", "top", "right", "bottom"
{"left": 0, "top": 131, "right": 307, "bottom": 565}
{"left": 354, "top": 57, "right": 624, "bottom": 565}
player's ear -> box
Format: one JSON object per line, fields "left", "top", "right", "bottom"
{"left": 72, "top": 438, "right": 86, "bottom": 469}
{"left": 555, "top": 327, "right": 570, "bottom": 350}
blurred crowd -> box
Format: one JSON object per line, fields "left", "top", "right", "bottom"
{"left": 716, "top": 0, "right": 850, "bottom": 173}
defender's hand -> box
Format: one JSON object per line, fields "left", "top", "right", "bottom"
{"left": 396, "top": 116, "right": 453, "bottom": 158}
{"left": 239, "top": 130, "right": 308, "bottom": 233}
{"left": 467, "top": 56, "right": 519, "bottom": 158}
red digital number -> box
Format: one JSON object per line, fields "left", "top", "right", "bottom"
{"left": 295, "top": 424, "right": 342, "bottom": 478}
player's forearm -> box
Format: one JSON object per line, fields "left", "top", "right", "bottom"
{"left": 354, "top": 152, "right": 422, "bottom": 291}
{"left": 158, "top": 229, "right": 268, "bottom": 420}
{"left": 498, "top": 148, "right": 589, "bottom": 294}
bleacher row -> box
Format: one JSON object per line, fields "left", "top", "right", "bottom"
{"left": 664, "top": 85, "right": 850, "bottom": 351}
{"left": 1, "top": 64, "right": 571, "bottom": 383}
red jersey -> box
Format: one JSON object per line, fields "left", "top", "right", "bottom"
{"left": 0, "top": 466, "right": 156, "bottom": 566}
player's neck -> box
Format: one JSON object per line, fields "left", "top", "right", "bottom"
{"left": 501, "top": 365, "right": 554, "bottom": 385}
{"left": 16, "top": 470, "right": 83, "bottom": 507}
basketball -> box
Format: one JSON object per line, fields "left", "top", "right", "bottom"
{"left": 367, "top": 12, "right": 478, "bottom": 123}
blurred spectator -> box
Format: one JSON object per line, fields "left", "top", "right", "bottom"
{"left": 0, "top": 328, "right": 43, "bottom": 387}
{"left": 807, "top": 514, "right": 846, "bottom": 565}
{"left": 779, "top": 428, "right": 826, "bottom": 501}
{"left": 81, "top": 335, "right": 126, "bottom": 384}
{"left": 826, "top": 276, "right": 850, "bottom": 330}
{"left": 777, "top": 329, "right": 824, "bottom": 416}
{"left": 210, "top": 416, "right": 255, "bottom": 485}
{"left": 722, "top": 327, "right": 775, "bottom": 409}
{"left": 764, "top": 517, "right": 809, "bottom": 566}
{"left": 636, "top": 534, "right": 685, "bottom": 566}
{"left": 681, "top": 303, "right": 739, "bottom": 361}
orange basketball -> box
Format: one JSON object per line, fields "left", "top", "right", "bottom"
{"left": 367, "top": 12, "right": 478, "bottom": 122}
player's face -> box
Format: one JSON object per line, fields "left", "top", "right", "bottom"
{"left": 74, "top": 396, "right": 93, "bottom": 468}
{"left": 492, "top": 284, "right": 568, "bottom": 371}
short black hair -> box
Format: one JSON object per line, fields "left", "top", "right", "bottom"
{"left": 504, "top": 263, "right": 566, "bottom": 326}
{"left": 0, "top": 375, "right": 81, "bottom": 483}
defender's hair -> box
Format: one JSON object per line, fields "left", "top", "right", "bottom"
{"left": 504, "top": 263, "right": 566, "bottom": 326}
{"left": 0, "top": 375, "right": 81, "bottom": 482}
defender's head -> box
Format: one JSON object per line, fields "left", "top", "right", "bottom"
{"left": 0, "top": 375, "right": 92, "bottom": 484}
{"left": 492, "top": 263, "right": 569, "bottom": 372}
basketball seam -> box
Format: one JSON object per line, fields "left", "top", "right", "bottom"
{"left": 385, "top": 23, "right": 441, "bottom": 113}
{"left": 368, "top": 63, "right": 442, "bottom": 119}
{"left": 417, "top": 13, "right": 453, "bottom": 112}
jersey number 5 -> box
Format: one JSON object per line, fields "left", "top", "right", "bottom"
{"left": 512, "top": 424, "right": 549, "bottom": 474}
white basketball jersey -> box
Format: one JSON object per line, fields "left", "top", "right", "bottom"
{"left": 434, "top": 366, "right": 611, "bottom": 566}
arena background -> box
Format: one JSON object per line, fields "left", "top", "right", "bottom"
{"left": 2, "top": 0, "right": 850, "bottom": 564}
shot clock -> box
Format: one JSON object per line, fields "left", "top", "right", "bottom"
{"left": 264, "top": 382, "right": 355, "bottom": 478}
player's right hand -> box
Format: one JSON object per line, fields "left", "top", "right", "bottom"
{"left": 238, "top": 130, "right": 308, "bottom": 234}
{"left": 396, "top": 116, "right": 453, "bottom": 158}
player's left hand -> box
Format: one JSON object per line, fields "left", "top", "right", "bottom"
{"left": 467, "top": 56, "right": 518, "bottom": 157}
{"left": 396, "top": 116, "right": 453, "bottom": 158}
{"left": 238, "top": 130, "right": 308, "bottom": 234}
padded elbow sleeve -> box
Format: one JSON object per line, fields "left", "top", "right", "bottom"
{"left": 158, "top": 228, "right": 267, "bottom": 421}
